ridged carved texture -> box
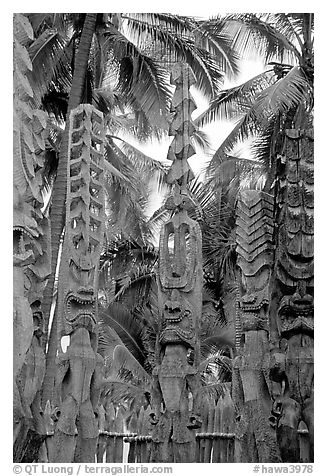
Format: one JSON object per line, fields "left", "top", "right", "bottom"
{"left": 236, "top": 190, "right": 274, "bottom": 278}
{"left": 59, "top": 104, "right": 105, "bottom": 337}
{"left": 166, "top": 63, "right": 197, "bottom": 187}
{"left": 233, "top": 192, "right": 281, "bottom": 463}
{"left": 13, "top": 14, "right": 49, "bottom": 270}
{"left": 13, "top": 11, "right": 50, "bottom": 357}
{"left": 235, "top": 190, "right": 274, "bottom": 337}
{"left": 151, "top": 64, "right": 203, "bottom": 462}
{"left": 158, "top": 62, "right": 202, "bottom": 354}
{"left": 13, "top": 14, "right": 48, "bottom": 210}
{"left": 276, "top": 128, "right": 314, "bottom": 287}
{"left": 13, "top": 15, "right": 51, "bottom": 452}
{"left": 270, "top": 123, "right": 314, "bottom": 464}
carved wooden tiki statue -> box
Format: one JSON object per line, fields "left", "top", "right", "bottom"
{"left": 269, "top": 117, "right": 314, "bottom": 462}
{"left": 51, "top": 105, "right": 105, "bottom": 463}
{"left": 150, "top": 64, "right": 202, "bottom": 463}
{"left": 233, "top": 190, "right": 281, "bottom": 462}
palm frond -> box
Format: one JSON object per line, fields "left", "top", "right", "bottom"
{"left": 253, "top": 66, "right": 313, "bottom": 117}
{"left": 198, "top": 382, "right": 231, "bottom": 403}
{"left": 195, "top": 18, "right": 241, "bottom": 79}
{"left": 103, "top": 25, "right": 172, "bottom": 130}
{"left": 102, "top": 377, "right": 150, "bottom": 412}
{"left": 28, "top": 28, "right": 72, "bottom": 108}
{"left": 122, "top": 13, "right": 231, "bottom": 97}
{"left": 192, "top": 129, "right": 211, "bottom": 151}
{"left": 218, "top": 13, "right": 302, "bottom": 64}
{"left": 206, "top": 67, "right": 310, "bottom": 180}
{"left": 112, "top": 137, "right": 170, "bottom": 193}
{"left": 99, "top": 303, "right": 147, "bottom": 364}
{"left": 201, "top": 329, "right": 234, "bottom": 353}
{"left": 110, "top": 344, "right": 152, "bottom": 387}
{"left": 147, "top": 204, "right": 172, "bottom": 238}
{"left": 199, "top": 351, "right": 231, "bottom": 372}
{"left": 195, "top": 70, "right": 275, "bottom": 127}
{"left": 98, "top": 324, "right": 124, "bottom": 368}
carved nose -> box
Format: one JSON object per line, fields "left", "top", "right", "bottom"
{"left": 292, "top": 292, "right": 313, "bottom": 305}
{"left": 164, "top": 301, "right": 181, "bottom": 313}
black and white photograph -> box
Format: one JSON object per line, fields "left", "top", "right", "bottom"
{"left": 11, "top": 5, "right": 318, "bottom": 472}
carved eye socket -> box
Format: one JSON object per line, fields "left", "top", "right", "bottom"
{"left": 70, "top": 260, "right": 80, "bottom": 280}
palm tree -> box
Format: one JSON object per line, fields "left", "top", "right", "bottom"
{"left": 196, "top": 13, "right": 313, "bottom": 188}
{"left": 190, "top": 13, "right": 314, "bottom": 342}
{"left": 95, "top": 174, "right": 235, "bottom": 427}
{"left": 193, "top": 14, "right": 314, "bottom": 462}
{"left": 26, "top": 11, "right": 241, "bottom": 339}
{"left": 23, "top": 12, "right": 242, "bottom": 409}
{"left": 98, "top": 284, "right": 233, "bottom": 425}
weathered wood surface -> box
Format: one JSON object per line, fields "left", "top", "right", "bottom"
{"left": 13, "top": 14, "right": 51, "bottom": 460}
{"left": 50, "top": 105, "right": 106, "bottom": 463}
{"left": 233, "top": 190, "right": 281, "bottom": 463}
{"left": 269, "top": 117, "right": 314, "bottom": 462}
{"left": 150, "top": 63, "right": 203, "bottom": 463}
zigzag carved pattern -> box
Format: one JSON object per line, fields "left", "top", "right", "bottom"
{"left": 276, "top": 127, "right": 314, "bottom": 285}
{"left": 13, "top": 13, "right": 48, "bottom": 208}
{"left": 166, "top": 64, "right": 197, "bottom": 185}
{"left": 236, "top": 190, "right": 274, "bottom": 277}
{"left": 66, "top": 105, "right": 105, "bottom": 264}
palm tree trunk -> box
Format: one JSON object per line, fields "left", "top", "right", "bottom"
{"left": 41, "top": 13, "right": 97, "bottom": 406}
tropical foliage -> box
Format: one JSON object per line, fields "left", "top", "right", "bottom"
{"left": 14, "top": 12, "right": 314, "bottom": 460}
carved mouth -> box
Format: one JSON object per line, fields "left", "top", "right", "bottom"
{"left": 280, "top": 314, "right": 314, "bottom": 337}
{"left": 241, "top": 299, "right": 269, "bottom": 312}
{"left": 279, "top": 297, "right": 314, "bottom": 337}
{"left": 65, "top": 293, "right": 96, "bottom": 329}
{"left": 279, "top": 304, "right": 313, "bottom": 317}
{"left": 13, "top": 227, "right": 35, "bottom": 264}
{"left": 164, "top": 314, "right": 183, "bottom": 323}
{"left": 160, "top": 327, "right": 194, "bottom": 345}
{"left": 163, "top": 301, "right": 191, "bottom": 323}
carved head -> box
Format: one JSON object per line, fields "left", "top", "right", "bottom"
{"left": 31, "top": 300, "right": 45, "bottom": 339}
{"left": 278, "top": 286, "right": 314, "bottom": 338}
{"left": 13, "top": 187, "right": 40, "bottom": 267}
{"left": 158, "top": 212, "right": 202, "bottom": 349}
{"left": 63, "top": 255, "right": 97, "bottom": 334}
{"left": 159, "top": 288, "right": 196, "bottom": 346}
{"left": 159, "top": 211, "right": 201, "bottom": 290}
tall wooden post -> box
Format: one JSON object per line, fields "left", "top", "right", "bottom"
{"left": 150, "top": 64, "right": 202, "bottom": 463}
{"left": 50, "top": 105, "right": 105, "bottom": 462}
{"left": 269, "top": 116, "right": 314, "bottom": 462}
{"left": 13, "top": 13, "right": 51, "bottom": 460}
{"left": 233, "top": 190, "right": 281, "bottom": 462}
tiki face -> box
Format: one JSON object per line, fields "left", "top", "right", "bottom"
{"left": 238, "top": 266, "right": 271, "bottom": 333}
{"left": 61, "top": 106, "right": 105, "bottom": 336}
{"left": 277, "top": 288, "right": 314, "bottom": 338}
{"left": 63, "top": 255, "right": 97, "bottom": 334}
{"left": 159, "top": 288, "right": 195, "bottom": 346}
{"left": 158, "top": 212, "right": 202, "bottom": 349}
{"left": 159, "top": 212, "right": 198, "bottom": 290}
{"left": 13, "top": 189, "right": 40, "bottom": 267}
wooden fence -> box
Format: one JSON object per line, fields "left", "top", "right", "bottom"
{"left": 95, "top": 391, "right": 310, "bottom": 464}
{"left": 40, "top": 391, "right": 310, "bottom": 463}
{"left": 96, "top": 392, "right": 235, "bottom": 463}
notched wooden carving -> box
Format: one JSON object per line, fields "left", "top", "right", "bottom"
{"left": 150, "top": 64, "right": 202, "bottom": 463}
{"left": 270, "top": 120, "right": 314, "bottom": 463}
{"left": 51, "top": 105, "right": 105, "bottom": 463}
{"left": 233, "top": 190, "right": 281, "bottom": 463}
